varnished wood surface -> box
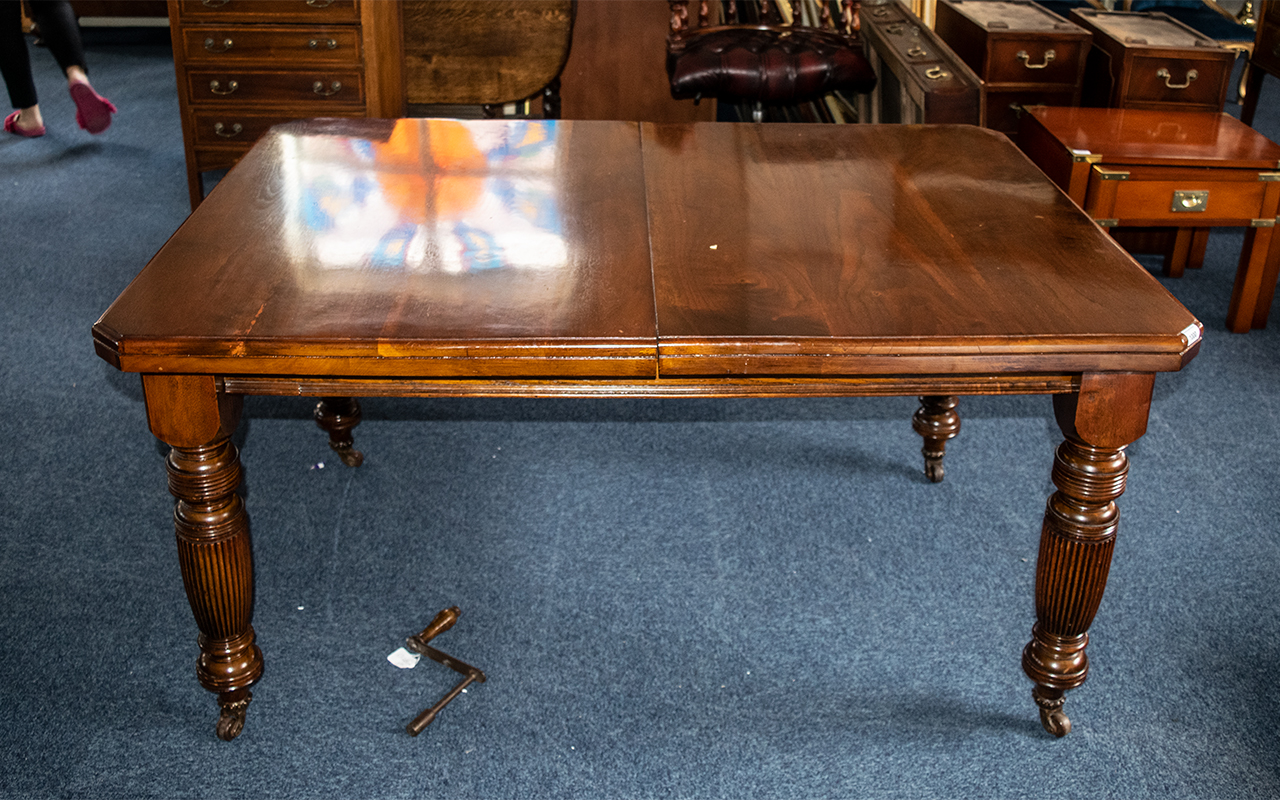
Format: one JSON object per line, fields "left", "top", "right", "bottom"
{"left": 401, "top": 0, "right": 574, "bottom": 106}
{"left": 97, "top": 118, "right": 658, "bottom": 377}
{"left": 96, "top": 118, "right": 1200, "bottom": 381}
{"left": 1023, "top": 106, "right": 1280, "bottom": 169}
{"left": 642, "top": 122, "right": 1199, "bottom": 375}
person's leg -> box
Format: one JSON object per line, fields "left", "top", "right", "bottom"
{"left": 25, "top": 1, "right": 87, "bottom": 79}
{"left": 26, "top": 0, "right": 114, "bottom": 133}
{"left": 0, "top": 0, "right": 44, "bottom": 134}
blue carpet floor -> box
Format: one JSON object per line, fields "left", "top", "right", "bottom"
{"left": 2, "top": 28, "right": 1279, "bottom": 800}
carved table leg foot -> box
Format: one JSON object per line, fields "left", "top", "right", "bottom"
{"left": 1032, "top": 684, "right": 1071, "bottom": 738}
{"left": 314, "top": 397, "right": 364, "bottom": 467}
{"left": 912, "top": 395, "right": 960, "bottom": 482}
{"left": 216, "top": 688, "right": 253, "bottom": 741}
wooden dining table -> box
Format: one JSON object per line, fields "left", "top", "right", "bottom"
{"left": 93, "top": 118, "right": 1201, "bottom": 741}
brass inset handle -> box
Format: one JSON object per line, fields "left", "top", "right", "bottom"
{"left": 213, "top": 122, "right": 243, "bottom": 138}
{"left": 313, "top": 80, "right": 342, "bottom": 96}
{"left": 308, "top": 38, "right": 338, "bottom": 50}
{"left": 1016, "top": 49, "right": 1056, "bottom": 69}
{"left": 1156, "top": 68, "right": 1198, "bottom": 89}
{"left": 907, "top": 45, "right": 927, "bottom": 57}
{"left": 203, "top": 37, "right": 233, "bottom": 52}
{"left": 201, "top": 0, "right": 230, "bottom": 6}
{"left": 885, "top": 23, "right": 905, "bottom": 34}
{"left": 306, "top": 0, "right": 334, "bottom": 6}
{"left": 209, "top": 79, "right": 238, "bottom": 95}
{"left": 925, "top": 66, "right": 950, "bottom": 80}
{"left": 1171, "top": 190, "right": 1208, "bottom": 212}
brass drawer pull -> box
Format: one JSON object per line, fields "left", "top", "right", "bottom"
{"left": 203, "top": 37, "right": 233, "bottom": 53}
{"left": 1156, "top": 68, "right": 1198, "bottom": 89}
{"left": 313, "top": 80, "right": 343, "bottom": 96}
{"left": 885, "top": 23, "right": 905, "bottom": 34}
{"left": 1171, "top": 190, "right": 1208, "bottom": 212}
{"left": 309, "top": 38, "right": 338, "bottom": 50}
{"left": 907, "top": 45, "right": 927, "bottom": 57}
{"left": 1016, "top": 49, "right": 1056, "bottom": 69}
{"left": 209, "top": 79, "right": 238, "bottom": 95}
{"left": 213, "top": 122, "right": 243, "bottom": 138}
{"left": 925, "top": 66, "right": 950, "bottom": 80}
{"left": 201, "top": 0, "right": 230, "bottom": 6}
{"left": 306, "top": 0, "right": 334, "bottom": 6}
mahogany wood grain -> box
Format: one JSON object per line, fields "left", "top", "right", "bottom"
{"left": 94, "top": 119, "right": 1203, "bottom": 740}
{"left": 642, "top": 122, "right": 1198, "bottom": 374}
{"left": 400, "top": 1, "right": 573, "bottom": 106}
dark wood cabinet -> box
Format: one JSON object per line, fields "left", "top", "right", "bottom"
{"left": 860, "top": 0, "right": 982, "bottom": 124}
{"left": 934, "top": 0, "right": 1091, "bottom": 136}
{"left": 1070, "top": 8, "right": 1235, "bottom": 111}
{"left": 167, "top": 0, "right": 403, "bottom": 210}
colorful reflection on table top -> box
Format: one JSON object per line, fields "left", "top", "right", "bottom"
{"left": 279, "top": 119, "right": 567, "bottom": 275}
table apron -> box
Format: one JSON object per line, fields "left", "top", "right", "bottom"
{"left": 219, "top": 374, "right": 1083, "bottom": 398}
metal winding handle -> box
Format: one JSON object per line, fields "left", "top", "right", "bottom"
{"left": 209, "top": 79, "right": 238, "bottom": 95}
{"left": 213, "top": 122, "right": 242, "bottom": 138}
{"left": 1156, "top": 67, "right": 1198, "bottom": 89}
{"left": 313, "top": 80, "right": 343, "bottom": 96}
{"left": 1016, "top": 49, "right": 1056, "bottom": 69}
{"left": 204, "top": 37, "right": 233, "bottom": 53}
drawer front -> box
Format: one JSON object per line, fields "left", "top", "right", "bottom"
{"left": 863, "top": 1, "right": 909, "bottom": 26}
{"left": 190, "top": 109, "right": 333, "bottom": 146}
{"left": 192, "top": 145, "right": 251, "bottom": 174}
{"left": 986, "top": 37, "right": 1087, "bottom": 86}
{"left": 186, "top": 69, "right": 365, "bottom": 106}
{"left": 1121, "top": 55, "right": 1230, "bottom": 109}
{"left": 176, "top": 0, "right": 359, "bottom": 24}
{"left": 1089, "top": 172, "right": 1270, "bottom": 224}
{"left": 984, "top": 89, "right": 1077, "bottom": 134}
{"left": 180, "top": 26, "right": 361, "bottom": 65}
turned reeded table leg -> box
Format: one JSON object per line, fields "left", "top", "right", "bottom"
{"left": 1022, "top": 373, "right": 1154, "bottom": 737}
{"left": 314, "top": 397, "right": 364, "bottom": 467}
{"left": 912, "top": 395, "right": 960, "bottom": 482}
{"left": 143, "top": 375, "right": 264, "bottom": 741}
{"left": 168, "top": 440, "right": 263, "bottom": 740}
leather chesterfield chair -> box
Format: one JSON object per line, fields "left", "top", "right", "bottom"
{"left": 667, "top": 0, "right": 877, "bottom": 121}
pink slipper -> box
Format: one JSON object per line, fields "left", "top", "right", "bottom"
{"left": 69, "top": 82, "right": 116, "bottom": 134}
{"left": 4, "top": 110, "right": 45, "bottom": 138}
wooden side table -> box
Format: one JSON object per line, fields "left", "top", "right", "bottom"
{"left": 1020, "top": 105, "right": 1280, "bottom": 332}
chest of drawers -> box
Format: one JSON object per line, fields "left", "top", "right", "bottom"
{"left": 1070, "top": 8, "right": 1234, "bottom": 112}
{"left": 167, "top": 0, "right": 402, "bottom": 209}
{"left": 934, "top": 0, "right": 1091, "bottom": 137}
{"left": 860, "top": 0, "right": 982, "bottom": 124}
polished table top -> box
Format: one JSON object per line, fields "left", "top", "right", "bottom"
{"left": 1024, "top": 106, "right": 1280, "bottom": 169}
{"left": 94, "top": 118, "right": 1200, "bottom": 381}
